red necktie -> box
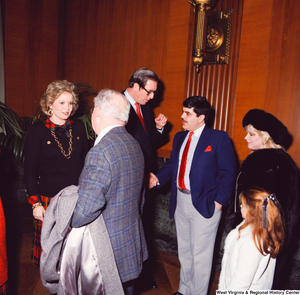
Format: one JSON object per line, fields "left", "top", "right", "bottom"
{"left": 178, "top": 131, "right": 194, "bottom": 190}
{"left": 135, "top": 102, "right": 145, "bottom": 132}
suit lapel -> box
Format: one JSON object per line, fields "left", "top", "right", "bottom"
{"left": 174, "top": 131, "right": 188, "bottom": 166}
{"left": 191, "top": 126, "right": 210, "bottom": 171}
{"left": 122, "top": 90, "right": 148, "bottom": 135}
{"left": 141, "top": 105, "right": 151, "bottom": 135}
{"left": 130, "top": 105, "right": 147, "bottom": 136}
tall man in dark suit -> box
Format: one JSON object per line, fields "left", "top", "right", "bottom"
{"left": 72, "top": 89, "right": 148, "bottom": 295}
{"left": 149, "top": 96, "right": 236, "bottom": 295}
{"left": 123, "top": 68, "right": 169, "bottom": 290}
{"left": 123, "top": 67, "right": 168, "bottom": 174}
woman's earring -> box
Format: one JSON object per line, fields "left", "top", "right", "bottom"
{"left": 48, "top": 107, "right": 53, "bottom": 116}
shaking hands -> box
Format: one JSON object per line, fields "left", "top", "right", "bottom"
{"left": 149, "top": 172, "right": 159, "bottom": 189}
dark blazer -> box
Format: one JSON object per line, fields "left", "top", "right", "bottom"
{"left": 72, "top": 126, "right": 148, "bottom": 283}
{"left": 123, "top": 91, "right": 168, "bottom": 173}
{"left": 156, "top": 126, "right": 236, "bottom": 219}
{"left": 24, "top": 119, "right": 89, "bottom": 199}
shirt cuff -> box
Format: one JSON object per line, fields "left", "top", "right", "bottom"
{"left": 27, "top": 195, "right": 40, "bottom": 205}
{"left": 156, "top": 127, "right": 164, "bottom": 133}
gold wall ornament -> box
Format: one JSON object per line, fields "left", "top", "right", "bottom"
{"left": 203, "top": 9, "right": 233, "bottom": 66}
{"left": 189, "top": 0, "right": 212, "bottom": 73}
{"left": 189, "top": 0, "right": 232, "bottom": 72}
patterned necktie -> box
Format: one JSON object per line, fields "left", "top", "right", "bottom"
{"left": 135, "top": 102, "right": 145, "bottom": 132}
{"left": 178, "top": 131, "right": 194, "bottom": 190}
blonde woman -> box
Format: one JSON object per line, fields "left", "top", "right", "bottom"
{"left": 24, "top": 80, "right": 89, "bottom": 264}
{"left": 227, "top": 109, "right": 299, "bottom": 289}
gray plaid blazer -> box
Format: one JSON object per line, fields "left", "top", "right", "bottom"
{"left": 72, "top": 126, "right": 148, "bottom": 283}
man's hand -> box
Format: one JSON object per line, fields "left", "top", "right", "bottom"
{"left": 214, "top": 201, "right": 222, "bottom": 211}
{"left": 149, "top": 172, "right": 159, "bottom": 189}
{"left": 155, "top": 113, "right": 167, "bottom": 130}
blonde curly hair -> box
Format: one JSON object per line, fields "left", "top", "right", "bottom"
{"left": 40, "top": 80, "right": 78, "bottom": 116}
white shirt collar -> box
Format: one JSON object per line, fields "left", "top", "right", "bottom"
{"left": 192, "top": 123, "right": 206, "bottom": 137}
{"left": 124, "top": 89, "right": 137, "bottom": 108}
{"left": 94, "top": 125, "right": 120, "bottom": 146}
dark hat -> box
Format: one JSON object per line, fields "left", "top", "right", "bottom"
{"left": 242, "top": 109, "right": 291, "bottom": 148}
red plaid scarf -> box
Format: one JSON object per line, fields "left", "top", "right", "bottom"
{"left": 44, "top": 117, "right": 73, "bottom": 130}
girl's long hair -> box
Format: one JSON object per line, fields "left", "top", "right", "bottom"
{"left": 239, "top": 187, "right": 285, "bottom": 258}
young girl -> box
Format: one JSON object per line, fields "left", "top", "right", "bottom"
{"left": 219, "top": 187, "right": 285, "bottom": 290}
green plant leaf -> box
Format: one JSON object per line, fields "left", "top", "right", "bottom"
{"left": 0, "top": 102, "right": 23, "bottom": 137}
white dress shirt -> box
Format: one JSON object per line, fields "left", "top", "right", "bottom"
{"left": 177, "top": 124, "right": 205, "bottom": 191}
{"left": 94, "top": 125, "right": 120, "bottom": 146}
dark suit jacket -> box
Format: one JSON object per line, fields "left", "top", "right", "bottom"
{"left": 156, "top": 126, "right": 236, "bottom": 219}
{"left": 72, "top": 126, "right": 148, "bottom": 283}
{"left": 123, "top": 91, "right": 168, "bottom": 173}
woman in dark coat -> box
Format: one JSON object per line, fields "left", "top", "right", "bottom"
{"left": 24, "top": 80, "right": 89, "bottom": 265}
{"left": 228, "top": 109, "right": 299, "bottom": 289}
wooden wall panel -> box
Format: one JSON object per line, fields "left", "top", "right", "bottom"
{"left": 158, "top": 1, "right": 192, "bottom": 156}
{"left": 65, "top": 0, "right": 172, "bottom": 90}
{"left": 64, "top": 0, "right": 191, "bottom": 157}
{"left": 232, "top": 0, "right": 300, "bottom": 167}
{"left": 4, "top": 0, "right": 61, "bottom": 117}
{"left": 4, "top": 0, "right": 300, "bottom": 166}
{"left": 264, "top": 0, "right": 300, "bottom": 166}
{"left": 232, "top": 0, "right": 274, "bottom": 161}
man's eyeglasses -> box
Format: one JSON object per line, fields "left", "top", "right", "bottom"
{"left": 142, "top": 87, "right": 158, "bottom": 96}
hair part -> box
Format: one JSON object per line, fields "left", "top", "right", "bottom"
{"left": 94, "top": 89, "right": 130, "bottom": 122}
{"left": 128, "top": 67, "right": 159, "bottom": 88}
{"left": 40, "top": 80, "right": 78, "bottom": 116}
{"left": 183, "top": 96, "right": 211, "bottom": 122}
{"left": 239, "top": 187, "right": 285, "bottom": 258}
{"left": 245, "top": 124, "right": 284, "bottom": 150}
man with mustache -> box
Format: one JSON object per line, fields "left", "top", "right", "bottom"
{"left": 149, "top": 96, "right": 236, "bottom": 295}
